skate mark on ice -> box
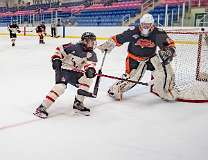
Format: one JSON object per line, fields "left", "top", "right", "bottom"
{"left": 0, "top": 99, "right": 118, "bottom": 131}
{"left": 0, "top": 112, "right": 65, "bottom": 131}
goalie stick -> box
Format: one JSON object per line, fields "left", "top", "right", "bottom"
{"left": 67, "top": 67, "right": 149, "bottom": 87}
{"left": 96, "top": 73, "right": 149, "bottom": 86}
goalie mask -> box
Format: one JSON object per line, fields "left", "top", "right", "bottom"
{"left": 139, "top": 13, "right": 154, "bottom": 37}
{"left": 81, "top": 32, "right": 97, "bottom": 51}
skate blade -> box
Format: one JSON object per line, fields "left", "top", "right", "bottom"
{"left": 161, "top": 98, "right": 175, "bottom": 102}
{"left": 72, "top": 109, "right": 90, "bottom": 116}
{"left": 33, "top": 112, "right": 48, "bottom": 119}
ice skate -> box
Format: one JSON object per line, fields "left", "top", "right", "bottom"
{"left": 33, "top": 104, "right": 48, "bottom": 119}
{"left": 39, "top": 40, "right": 45, "bottom": 44}
{"left": 72, "top": 98, "right": 90, "bottom": 116}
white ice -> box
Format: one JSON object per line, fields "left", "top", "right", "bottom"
{"left": 0, "top": 35, "right": 208, "bottom": 160}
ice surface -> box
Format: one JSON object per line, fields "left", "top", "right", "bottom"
{"left": 0, "top": 35, "right": 208, "bottom": 160}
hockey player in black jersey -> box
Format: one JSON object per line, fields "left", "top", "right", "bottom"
{"left": 98, "top": 13, "right": 177, "bottom": 101}
{"left": 34, "top": 32, "right": 97, "bottom": 118}
{"left": 8, "top": 22, "right": 21, "bottom": 46}
{"left": 36, "top": 22, "right": 46, "bottom": 44}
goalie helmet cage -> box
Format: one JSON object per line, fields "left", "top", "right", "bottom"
{"left": 151, "top": 30, "right": 208, "bottom": 103}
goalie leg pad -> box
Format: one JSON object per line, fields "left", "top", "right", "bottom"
{"left": 108, "top": 80, "right": 125, "bottom": 100}
{"left": 150, "top": 55, "right": 176, "bottom": 101}
{"left": 108, "top": 61, "right": 147, "bottom": 100}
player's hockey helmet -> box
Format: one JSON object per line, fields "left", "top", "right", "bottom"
{"left": 81, "top": 32, "right": 96, "bottom": 41}
{"left": 139, "top": 13, "right": 154, "bottom": 37}
{"left": 81, "top": 32, "right": 96, "bottom": 51}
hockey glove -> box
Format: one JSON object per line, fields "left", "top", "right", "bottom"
{"left": 159, "top": 47, "right": 176, "bottom": 65}
{"left": 17, "top": 30, "right": 21, "bottom": 33}
{"left": 85, "top": 67, "right": 96, "bottom": 78}
{"left": 97, "top": 39, "right": 115, "bottom": 53}
{"left": 52, "top": 59, "right": 62, "bottom": 71}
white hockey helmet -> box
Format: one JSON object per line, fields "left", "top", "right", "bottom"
{"left": 139, "top": 13, "right": 154, "bottom": 37}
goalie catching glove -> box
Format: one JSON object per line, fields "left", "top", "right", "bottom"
{"left": 158, "top": 47, "right": 176, "bottom": 65}
{"left": 97, "top": 39, "right": 115, "bottom": 53}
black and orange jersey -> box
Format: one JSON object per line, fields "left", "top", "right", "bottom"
{"left": 36, "top": 24, "right": 46, "bottom": 33}
{"left": 112, "top": 26, "right": 175, "bottom": 59}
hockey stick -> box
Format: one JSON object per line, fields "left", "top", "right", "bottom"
{"left": 96, "top": 73, "right": 149, "bottom": 86}
{"left": 93, "top": 49, "right": 108, "bottom": 96}
{"left": 66, "top": 62, "right": 148, "bottom": 86}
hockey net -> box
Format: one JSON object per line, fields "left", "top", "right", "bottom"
{"left": 152, "top": 30, "right": 208, "bottom": 103}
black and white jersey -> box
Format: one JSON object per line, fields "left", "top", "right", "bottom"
{"left": 8, "top": 24, "right": 20, "bottom": 34}
{"left": 51, "top": 42, "right": 97, "bottom": 71}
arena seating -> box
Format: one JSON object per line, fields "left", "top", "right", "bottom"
{"left": 0, "top": 0, "right": 207, "bottom": 26}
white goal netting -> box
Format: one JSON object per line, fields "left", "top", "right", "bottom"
{"left": 154, "top": 30, "right": 208, "bottom": 102}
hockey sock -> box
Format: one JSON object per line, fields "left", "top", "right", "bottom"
{"left": 42, "top": 84, "right": 66, "bottom": 108}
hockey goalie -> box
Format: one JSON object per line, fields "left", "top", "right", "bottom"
{"left": 97, "top": 13, "right": 177, "bottom": 101}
